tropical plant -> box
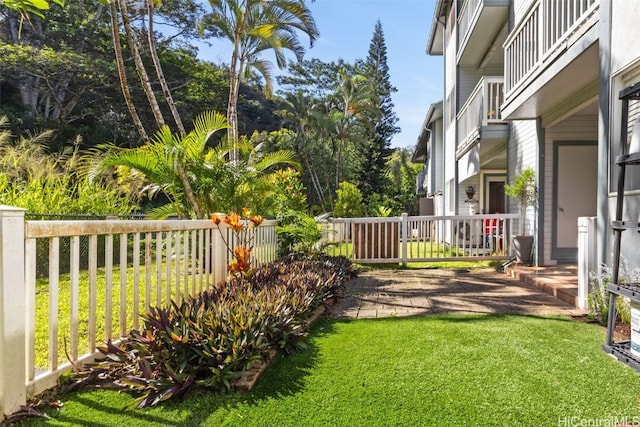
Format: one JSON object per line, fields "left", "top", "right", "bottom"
{"left": 383, "top": 148, "right": 422, "bottom": 215}
{"left": 200, "top": 0, "right": 319, "bottom": 161}
{"left": 264, "top": 167, "right": 308, "bottom": 218}
{"left": 100, "top": 111, "right": 300, "bottom": 218}
{"left": 505, "top": 166, "right": 536, "bottom": 235}
{"left": 0, "top": 116, "right": 137, "bottom": 214}
{"left": 104, "top": 0, "right": 149, "bottom": 142}
{"left": 69, "top": 253, "right": 354, "bottom": 408}
{"left": 99, "top": 110, "right": 229, "bottom": 218}
{"left": 212, "top": 208, "right": 265, "bottom": 278}
{"left": 2, "top": 0, "right": 64, "bottom": 35}
{"left": 276, "top": 212, "right": 329, "bottom": 255}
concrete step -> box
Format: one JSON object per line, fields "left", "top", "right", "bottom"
{"left": 505, "top": 265, "right": 579, "bottom": 308}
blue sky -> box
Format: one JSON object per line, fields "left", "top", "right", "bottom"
{"left": 196, "top": 0, "right": 444, "bottom": 149}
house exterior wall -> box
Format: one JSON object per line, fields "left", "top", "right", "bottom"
{"left": 434, "top": 119, "right": 445, "bottom": 195}
{"left": 508, "top": 120, "right": 538, "bottom": 236}
{"left": 459, "top": 64, "right": 505, "bottom": 107}
{"left": 444, "top": 2, "right": 458, "bottom": 215}
{"left": 606, "top": 0, "right": 640, "bottom": 269}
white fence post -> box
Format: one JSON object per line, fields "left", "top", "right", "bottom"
{"left": 0, "top": 205, "right": 26, "bottom": 418}
{"left": 401, "top": 213, "right": 409, "bottom": 266}
{"left": 577, "top": 216, "right": 597, "bottom": 310}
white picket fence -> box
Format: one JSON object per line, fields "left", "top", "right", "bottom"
{"left": 325, "top": 213, "right": 519, "bottom": 264}
{"left": 0, "top": 206, "right": 278, "bottom": 418}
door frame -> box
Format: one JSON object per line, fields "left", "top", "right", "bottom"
{"left": 482, "top": 173, "right": 506, "bottom": 214}
{"left": 551, "top": 141, "right": 597, "bottom": 262}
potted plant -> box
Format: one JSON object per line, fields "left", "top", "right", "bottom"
{"left": 505, "top": 166, "right": 536, "bottom": 263}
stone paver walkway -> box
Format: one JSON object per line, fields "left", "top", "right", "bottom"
{"left": 330, "top": 268, "right": 584, "bottom": 319}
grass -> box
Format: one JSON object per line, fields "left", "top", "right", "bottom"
{"left": 21, "top": 314, "right": 640, "bottom": 426}
{"left": 35, "top": 260, "right": 196, "bottom": 369}
{"left": 328, "top": 240, "right": 501, "bottom": 266}
{"left": 35, "top": 250, "right": 489, "bottom": 370}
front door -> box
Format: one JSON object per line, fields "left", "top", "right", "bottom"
{"left": 553, "top": 142, "right": 597, "bottom": 262}
{"left": 484, "top": 175, "right": 506, "bottom": 213}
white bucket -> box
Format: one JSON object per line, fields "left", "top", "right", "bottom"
{"left": 630, "top": 301, "right": 640, "bottom": 358}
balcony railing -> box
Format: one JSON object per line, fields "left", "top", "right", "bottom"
{"left": 456, "top": 76, "right": 505, "bottom": 155}
{"left": 458, "top": 0, "right": 482, "bottom": 46}
{"left": 504, "top": 0, "right": 598, "bottom": 95}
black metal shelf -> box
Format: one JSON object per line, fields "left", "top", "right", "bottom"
{"left": 605, "top": 81, "right": 640, "bottom": 372}
{"left": 611, "top": 221, "right": 640, "bottom": 231}
{"left": 604, "top": 342, "right": 640, "bottom": 372}
{"left": 616, "top": 152, "right": 640, "bottom": 165}
{"left": 608, "top": 282, "right": 640, "bottom": 302}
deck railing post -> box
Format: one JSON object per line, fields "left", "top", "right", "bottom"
{"left": 0, "top": 205, "right": 26, "bottom": 418}
{"left": 401, "top": 213, "right": 409, "bottom": 266}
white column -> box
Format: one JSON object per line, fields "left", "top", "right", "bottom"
{"left": 0, "top": 205, "right": 26, "bottom": 418}
{"left": 577, "top": 216, "right": 597, "bottom": 310}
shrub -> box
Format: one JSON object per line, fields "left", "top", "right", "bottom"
{"left": 333, "top": 181, "right": 364, "bottom": 218}
{"left": 588, "top": 262, "right": 638, "bottom": 325}
{"left": 69, "top": 254, "right": 356, "bottom": 408}
{"left": 275, "top": 212, "right": 332, "bottom": 256}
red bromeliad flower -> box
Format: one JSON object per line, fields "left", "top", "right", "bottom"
{"left": 212, "top": 208, "right": 264, "bottom": 278}
{"left": 250, "top": 215, "right": 265, "bottom": 226}
{"left": 234, "top": 246, "right": 252, "bottom": 273}
{"left": 224, "top": 212, "right": 243, "bottom": 232}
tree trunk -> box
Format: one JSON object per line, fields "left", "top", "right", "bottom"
{"left": 227, "top": 48, "right": 241, "bottom": 162}
{"left": 108, "top": 0, "right": 148, "bottom": 142}
{"left": 147, "top": 1, "right": 185, "bottom": 135}
{"left": 303, "top": 155, "right": 325, "bottom": 209}
{"left": 117, "top": 0, "right": 165, "bottom": 129}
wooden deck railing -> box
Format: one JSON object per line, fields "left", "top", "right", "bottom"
{"left": 324, "top": 213, "right": 519, "bottom": 264}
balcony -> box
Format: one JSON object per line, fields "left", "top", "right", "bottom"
{"left": 456, "top": 76, "right": 508, "bottom": 160}
{"left": 457, "top": 0, "right": 510, "bottom": 66}
{"left": 502, "top": 0, "right": 600, "bottom": 119}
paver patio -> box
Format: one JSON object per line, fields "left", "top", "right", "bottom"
{"left": 330, "top": 268, "right": 584, "bottom": 319}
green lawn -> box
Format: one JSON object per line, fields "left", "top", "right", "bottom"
{"left": 35, "top": 260, "right": 199, "bottom": 369}
{"left": 22, "top": 314, "right": 640, "bottom": 426}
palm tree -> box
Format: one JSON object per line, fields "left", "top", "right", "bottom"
{"left": 107, "top": 0, "right": 149, "bottom": 142}
{"left": 326, "top": 69, "right": 375, "bottom": 188}
{"left": 99, "top": 111, "right": 300, "bottom": 218}
{"left": 208, "top": 137, "right": 301, "bottom": 213}
{"left": 117, "top": 0, "right": 166, "bottom": 129}
{"left": 279, "top": 91, "right": 327, "bottom": 207}
{"left": 145, "top": 0, "right": 186, "bottom": 135}
{"left": 201, "top": 0, "right": 319, "bottom": 161}
{"left": 99, "top": 111, "right": 229, "bottom": 218}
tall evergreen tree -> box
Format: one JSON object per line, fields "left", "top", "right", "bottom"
{"left": 359, "top": 19, "right": 399, "bottom": 201}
